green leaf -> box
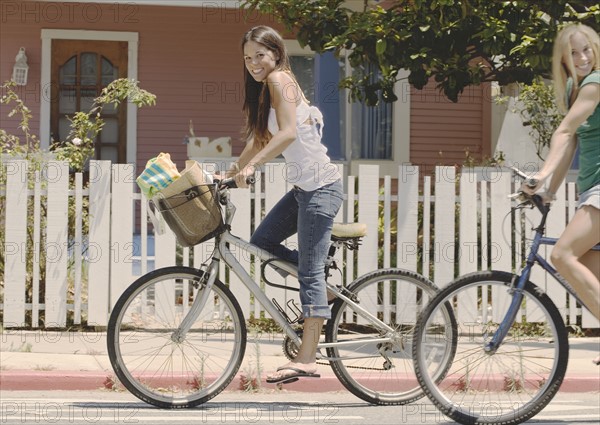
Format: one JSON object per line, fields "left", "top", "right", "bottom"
{"left": 376, "top": 38, "right": 387, "bottom": 56}
{"left": 529, "top": 55, "right": 539, "bottom": 68}
{"left": 239, "top": 0, "right": 599, "bottom": 102}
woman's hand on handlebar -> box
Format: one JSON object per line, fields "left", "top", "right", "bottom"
{"left": 213, "top": 166, "right": 255, "bottom": 189}
{"left": 217, "top": 174, "right": 256, "bottom": 190}
{"left": 511, "top": 188, "right": 554, "bottom": 206}
{"left": 519, "top": 177, "right": 555, "bottom": 204}
{"left": 519, "top": 174, "right": 544, "bottom": 195}
{"left": 233, "top": 164, "right": 256, "bottom": 189}
{"left": 508, "top": 167, "right": 553, "bottom": 206}
{"left": 531, "top": 190, "right": 555, "bottom": 205}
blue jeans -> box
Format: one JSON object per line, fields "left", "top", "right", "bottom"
{"left": 250, "top": 180, "right": 343, "bottom": 319}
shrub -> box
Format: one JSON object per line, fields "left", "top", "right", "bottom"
{"left": 0, "top": 79, "right": 155, "bottom": 327}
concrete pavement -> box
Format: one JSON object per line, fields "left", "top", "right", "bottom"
{"left": 1, "top": 330, "right": 598, "bottom": 393}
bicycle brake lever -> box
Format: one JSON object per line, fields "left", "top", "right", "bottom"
{"left": 508, "top": 191, "right": 535, "bottom": 209}
{"left": 508, "top": 191, "right": 528, "bottom": 202}
{"left": 509, "top": 166, "right": 529, "bottom": 180}
{"left": 509, "top": 166, "right": 538, "bottom": 189}
{"left": 219, "top": 178, "right": 237, "bottom": 189}
{"left": 220, "top": 176, "right": 255, "bottom": 189}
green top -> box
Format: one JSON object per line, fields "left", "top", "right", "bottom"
{"left": 568, "top": 70, "right": 600, "bottom": 194}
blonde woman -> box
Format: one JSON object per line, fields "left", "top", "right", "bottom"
{"left": 521, "top": 23, "right": 599, "bottom": 363}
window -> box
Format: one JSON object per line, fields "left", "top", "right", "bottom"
{"left": 351, "top": 65, "right": 393, "bottom": 159}
{"left": 284, "top": 40, "right": 410, "bottom": 173}
{"left": 287, "top": 44, "right": 346, "bottom": 160}
{"left": 51, "top": 39, "right": 128, "bottom": 163}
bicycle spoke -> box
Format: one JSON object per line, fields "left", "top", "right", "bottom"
{"left": 414, "top": 271, "right": 568, "bottom": 425}
{"left": 326, "top": 269, "right": 456, "bottom": 405}
{"left": 107, "top": 268, "right": 246, "bottom": 408}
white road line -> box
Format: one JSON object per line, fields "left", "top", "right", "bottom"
{"left": 536, "top": 414, "right": 600, "bottom": 420}
{"left": 0, "top": 401, "right": 363, "bottom": 422}
{"left": 540, "top": 404, "right": 599, "bottom": 413}
{"left": 1, "top": 416, "right": 365, "bottom": 422}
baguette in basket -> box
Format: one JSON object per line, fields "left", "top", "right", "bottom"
{"left": 145, "top": 159, "right": 224, "bottom": 247}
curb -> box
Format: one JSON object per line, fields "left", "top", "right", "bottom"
{"left": 557, "top": 376, "right": 600, "bottom": 393}
{"left": 1, "top": 371, "right": 113, "bottom": 391}
{"left": 1, "top": 370, "right": 598, "bottom": 393}
{"left": 0, "top": 370, "right": 346, "bottom": 392}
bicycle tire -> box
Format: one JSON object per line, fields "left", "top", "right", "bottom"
{"left": 325, "top": 268, "right": 457, "bottom": 405}
{"left": 413, "top": 270, "right": 569, "bottom": 425}
{"left": 107, "top": 266, "right": 247, "bottom": 408}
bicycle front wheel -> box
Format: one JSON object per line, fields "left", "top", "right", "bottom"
{"left": 107, "top": 266, "right": 247, "bottom": 408}
{"left": 413, "top": 270, "right": 569, "bottom": 425}
{"left": 326, "top": 268, "right": 457, "bottom": 405}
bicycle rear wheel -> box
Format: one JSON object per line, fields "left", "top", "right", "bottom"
{"left": 325, "top": 268, "right": 457, "bottom": 405}
{"left": 413, "top": 270, "right": 569, "bottom": 425}
{"left": 107, "top": 266, "right": 246, "bottom": 408}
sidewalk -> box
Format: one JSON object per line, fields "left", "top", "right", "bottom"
{"left": 1, "top": 330, "right": 598, "bottom": 393}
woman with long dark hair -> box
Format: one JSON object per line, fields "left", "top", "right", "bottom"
{"left": 224, "top": 26, "right": 343, "bottom": 382}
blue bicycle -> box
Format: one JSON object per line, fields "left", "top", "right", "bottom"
{"left": 413, "top": 179, "right": 600, "bottom": 425}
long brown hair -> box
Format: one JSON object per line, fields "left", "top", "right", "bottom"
{"left": 241, "top": 26, "right": 294, "bottom": 148}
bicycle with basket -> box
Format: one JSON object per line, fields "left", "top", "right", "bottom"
{"left": 106, "top": 160, "right": 457, "bottom": 409}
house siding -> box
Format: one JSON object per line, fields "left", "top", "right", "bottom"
{"left": 410, "top": 81, "right": 492, "bottom": 174}
{"left": 1, "top": 2, "right": 492, "bottom": 176}
{"left": 0, "top": 1, "right": 280, "bottom": 173}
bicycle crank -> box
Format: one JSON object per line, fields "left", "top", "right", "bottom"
{"left": 284, "top": 334, "right": 398, "bottom": 371}
{"left": 282, "top": 331, "right": 302, "bottom": 361}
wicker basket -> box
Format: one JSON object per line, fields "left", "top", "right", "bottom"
{"left": 152, "top": 161, "right": 224, "bottom": 247}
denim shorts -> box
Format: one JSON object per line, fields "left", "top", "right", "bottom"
{"left": 578, "top": 184, "right": 600, "bottom": 210}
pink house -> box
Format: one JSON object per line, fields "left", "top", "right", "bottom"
{"left": 1, "top": 0, "right": 492, "bottom": 177}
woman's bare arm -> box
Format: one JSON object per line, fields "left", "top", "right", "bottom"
{"left": 235, "top": 70, "right": 299, "bottom": 186}
{"left": 523, "top": 82, "right": 599, "bottom": 193}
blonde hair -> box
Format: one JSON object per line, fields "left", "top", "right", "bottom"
{"left": 552, "top": 23, "right": 600, "bottom": 113}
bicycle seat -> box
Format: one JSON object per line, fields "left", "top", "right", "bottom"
{"left": 331, "top": 223, "right": 367, "bottom": 240}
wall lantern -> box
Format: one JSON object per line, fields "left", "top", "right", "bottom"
{"left": 12, "top": 47, "right": 29, "bottom": 86}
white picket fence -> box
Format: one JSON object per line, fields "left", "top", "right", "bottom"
{"left": 1, "top": 159, "right": 598, "bottom": 329}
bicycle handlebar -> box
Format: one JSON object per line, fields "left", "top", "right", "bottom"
{"left": 507, "top": 166, "right": 548, "bottom": 213}
{"left": 510, "top": 191, "right": 547, "bottom": 211}
{"left": 524, "top": 178, "right": 539, "bottom": 189}
{"left": 215, "top": 175, "right": 256, "bottom": 189}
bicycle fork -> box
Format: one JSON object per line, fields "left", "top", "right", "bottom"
{"left": 485, "top": 263, "right": 536, "bottom": 354}
{"left": 484, "top": 283, "right": 525, "bottom": 354}
{"left": 170, "top": 258, "right": 221, "bottom": 343}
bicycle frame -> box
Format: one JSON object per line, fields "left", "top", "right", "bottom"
{"left": 173, "top": 185, "right": 397, "bottom": 358}
{"left": 485, "top": 196, "right": 598, "bottom": 353}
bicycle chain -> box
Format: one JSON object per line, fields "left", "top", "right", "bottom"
{"left": 315, "top": 360, "right": 387, "bottom": 371}
{"left": 284, "top": 339, "right": 388, "bottom": 371}
{"left": 284, "top": 333, "right": 392, "bottom": 371}
{"left": 284, "top": 332, "right": 396, "bottom": 372}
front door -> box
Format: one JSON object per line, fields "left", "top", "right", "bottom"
{"left": 51, "top": 40, "right": 128, "bottom": 163}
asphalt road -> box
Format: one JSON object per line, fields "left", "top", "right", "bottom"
{"left": 1, "top": 390, "right": 599, "bottom": 425}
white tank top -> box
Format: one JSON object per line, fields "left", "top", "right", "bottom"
{"left": 267, "top": 101, "right": 341, "bottom": 191}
